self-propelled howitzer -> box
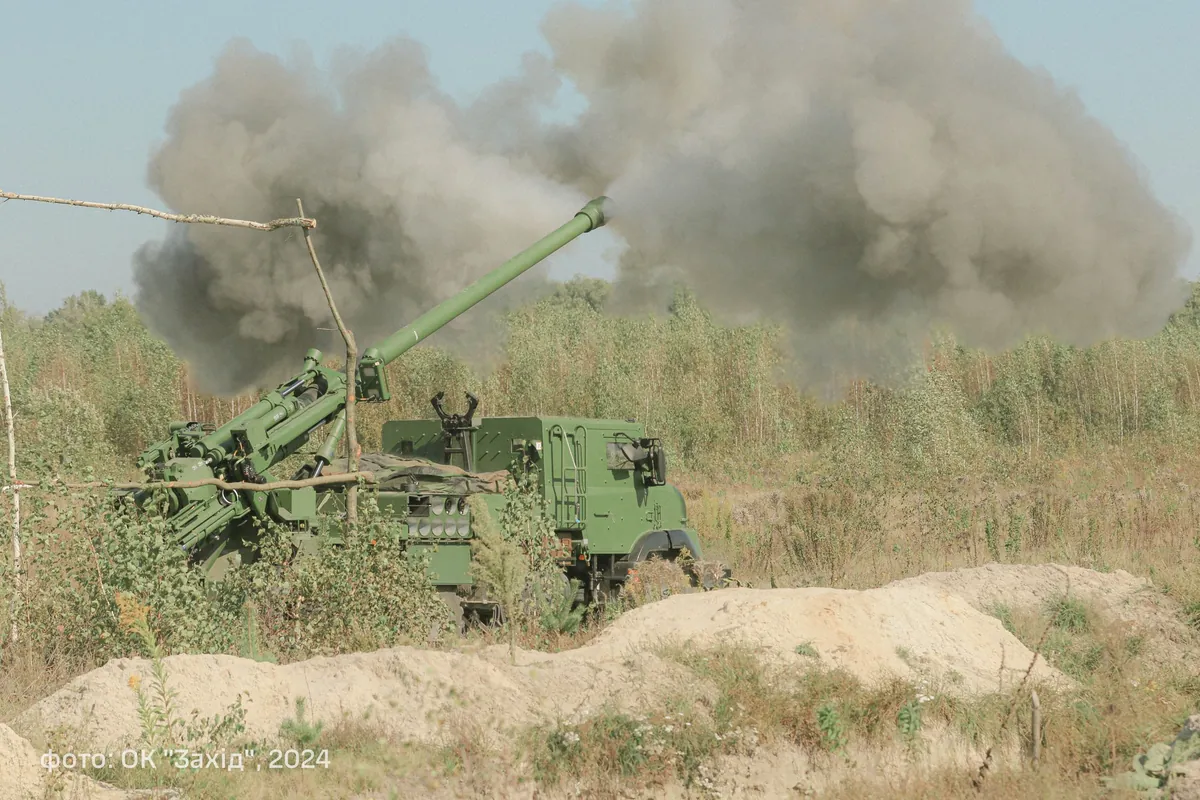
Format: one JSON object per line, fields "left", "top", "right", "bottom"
{"left": 132, "top": 196, "right": 612, "bottom": 568}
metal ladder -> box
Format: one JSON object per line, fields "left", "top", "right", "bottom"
{"left": 549, "top": 424, "right": 587, "bottom": 529}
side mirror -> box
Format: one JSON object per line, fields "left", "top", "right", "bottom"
{"left": 652, "top": 446, "right": 668, "bottom": 485}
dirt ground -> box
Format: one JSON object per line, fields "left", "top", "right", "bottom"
{"left": 3, "top": 563, "right": 1194, "bottom": 798}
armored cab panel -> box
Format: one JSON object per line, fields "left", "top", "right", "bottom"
{"left": 381, "top": 419, "right": 445, "bottom": 462}
{"left": 381, "top": 415, "right": 693, "bottom": 558}
{"left": 532, "top": 417, "right": 692, "bottom": 557}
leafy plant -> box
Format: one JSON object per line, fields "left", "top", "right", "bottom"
{"left": 279, "top": 697, "right": 324, "bottom": 749}
{"left": 795, "top": 641, "right": 819, "bottom": 658}
{"left": 816, "top": 703, "right": 847, "bottom": 754}
{"left": 539, "top": 578, "right": 587, "bottom": 635}
{"left": 468, "top": 494, "right": 528, "bottom": 664}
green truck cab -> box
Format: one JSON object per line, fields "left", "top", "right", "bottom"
{"left": 317, "top": 392, "right": 714, "bottom": 617}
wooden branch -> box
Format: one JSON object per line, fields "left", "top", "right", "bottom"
{"left": 297, "top": 198, "right": 360, "bottom": 529}
{"left": 0, "top": 190, "right": 316, "bottom": 232}
{"left": 2, "top": 471, "right": 377, "bottom": 494}
{"left": 1030, "top": 690, "right": 1041, "bottom": 769}
{"left": 972, "top": 572, "right": 1064, "bottom": 789}
{"left": 0, "top": 326, "right": 19, "bottom": 651}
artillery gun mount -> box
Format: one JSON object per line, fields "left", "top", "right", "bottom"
{"left": 131, "top": 196, "right": 729, "bottom": 627}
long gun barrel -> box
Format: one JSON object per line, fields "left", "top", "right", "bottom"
{"left": 133, "top": 196, "right": 612, "bottom": 554}
{"left": 356, "top": 195, "right": 610, "bottom": 401}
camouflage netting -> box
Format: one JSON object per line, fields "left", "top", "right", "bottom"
{"left": 326, "top": 452, "right": 511, "bottom": 495}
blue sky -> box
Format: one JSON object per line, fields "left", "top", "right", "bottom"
{"left": 1, "top": 0, "right": 1196, "bottom": 315}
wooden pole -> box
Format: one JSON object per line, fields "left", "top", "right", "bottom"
{"left": 0, "top": 326, "right": 20, "bottom": 651}
{"left": 296, "top": 198, "right": 359, "bottom": 529}
{"left": 1031, "top": 690, "right": 1041, "bottom": 769}
{"left": 0, "top": 190, "right": 315, "bottom": 232}
{"left": 1, "top": 471, "right": 378, "bottom": 494}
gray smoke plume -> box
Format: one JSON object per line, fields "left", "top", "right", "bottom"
{"left": 134, "top": 38, "right": 588, "bottom": 394}
{"left": 136, "top": 0, "right": 1193, "bottom": 393}
{"left": 530, "top": 0, "right": 1193, "bottom": 383}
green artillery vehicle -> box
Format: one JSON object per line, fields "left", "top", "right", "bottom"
{"left": 131, "top": 196, "right": 726, "bottom": 626}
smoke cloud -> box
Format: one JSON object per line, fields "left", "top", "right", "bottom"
{"left": 134, "top": 39, "right": 588, "bottom": 394}
{"left": 530, "top": 0, "right": 1193, "bottom": 382}
{"left": 135, "top": 0, "right": 1193, "bottom": 394}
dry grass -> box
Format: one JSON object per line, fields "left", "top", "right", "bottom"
{"left": 682, "top": 453, "right": 1200, "bottom": 614}
{"left": 4, "top": 284, "right": 1200, "bottom": 796}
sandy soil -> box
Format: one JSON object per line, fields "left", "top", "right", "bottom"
{"left": 888, "top": 562, "right": 1200, "bottom": 668}
{"left": 1, "top": 721, "right": 162, "bottom": 799}
{"left": 3, "top": 563, "right": 1194, "bottom": 798}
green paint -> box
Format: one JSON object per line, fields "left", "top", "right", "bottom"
{"left": 128, "top": 196, "right": 723, "bottom": 610}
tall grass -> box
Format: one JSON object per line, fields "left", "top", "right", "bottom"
{"left": 7, "top": 281, "right": 1200, "bottom": 482}
{"left": 6, "top": 278, "right": 1200, "bottom": 589}
{"left": 4, "top": 278, "right": 1200, "bottom": 797}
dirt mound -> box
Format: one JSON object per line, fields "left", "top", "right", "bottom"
{"left": 1, "top": 722, "right": 159, "bottom": 799}
{"left": 584, "top": 584, "right": 1066, "bottom": 694}
{"left": 16, "top": 647, "right": 698, "bottom": 753}
{"left": 889, "top": 563, "right": 1200, "bottom": 668}
{"left": 16, "top": 579, "right": 1070, "bottom": 757}
{"left": 0, "top": 723, "right": 42, "bottom": 800}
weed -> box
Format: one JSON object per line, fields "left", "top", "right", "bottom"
{"left": 795, "top": 641, "right": 819, "bottom": 658}
{"left": 988, "top": 602, "right": 1016, "bottom": 634}
{"left": 1047, "top": 594, "right": 1091, "bottom": 634}
{"left": 538, "top": 577, "right": 588, "bottom": 635}
{"left": 279, "top": 697, "right": 324, "bottom": 749}
{"left": 1184, "top": 601, "right": 1200, "bottom": 632}
{"left": 817, "top": 703, "right": 848, "bottom": 753}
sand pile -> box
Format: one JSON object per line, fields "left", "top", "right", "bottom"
{"left": 580, "top": 582, "right": 1067, "bottom": 693}
{"left": 0, "top": 722, "right": 157, "bottom": 799}
{"left": 890, "top": 563, "right": 1200, "bottom": 668}
{"left": 0, "top": 723, "right": 44, "bottom": 800}
{"left": 14, "top": 580, "right": 1068, "bottom": 757}
{"left": 8, "top": 563, "right": 1194, "bottom": 798}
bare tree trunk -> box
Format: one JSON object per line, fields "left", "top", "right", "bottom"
{"left": 296, "top": 199, "right": 359, "bottom": 529}
{"left": 0, "top": 327, "right": 19, "bottom": 651}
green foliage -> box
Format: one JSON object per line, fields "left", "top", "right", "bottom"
{"left": 6, "top": 480, "right": 447, "bottom": 666}
{"left": 12, "top": 386, "right": 116, "bottom": 477}
{"left": 1185, "top": 601, "right": 1200, "bottom": 633}
{"left": 237, "top": 602, "right": 278, "bottom": 664}
{"left": 232, "top": 493, "right": 452, "bottom": 660}
{"left": 538, "top": 578, "right": 587, "bottom": 635}
{"left": 8, "top": 278, "right": 1200, "bottom": 683}
{"left": 279, "top": 697, "right": 324, "bottom": 748}
{"left": 527, "top": 707, "right": 723, "bottom": 791}
{"left": 468, "top": 460, "right": 570, "bottom": 659}
{"left": 816, "top": 703, "right": 848, "bottom": 753}
{"left": 659, "top": 643, "right": 972, "bottom": 758}
{"left": 116, "top": 592, "right": 250, "bottom": 755}
{"left": 16, "top": 488, "right": 242, "bottom": 663}
{"left": 551, "top": 275, "right": 611, "bottom": 312}
{"left": 1047, "top": 594, "right": 1091, "bottom": 634}
{"left": 495, "top": 460, "right": 561, "bottom": 599}
{"left": 468, "top": 494, "right": 528, "bottom": 664}
{"left": 894, "top": 364, "right": 986, "bottom": 479}
{"left": 795, "top": 641, "right": 819, "bottom": 658}
{"left": 12, "top": 279, "right": 1200, "bottom": 486}
{"left": 987, "top": 603, "right": 1016, "bottom": 634}
{"left": 896, "top": 698, "right": 924, "bottom": 745}
{"left": 1103, "top": 716, "right": 1200, "bottom": 796}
